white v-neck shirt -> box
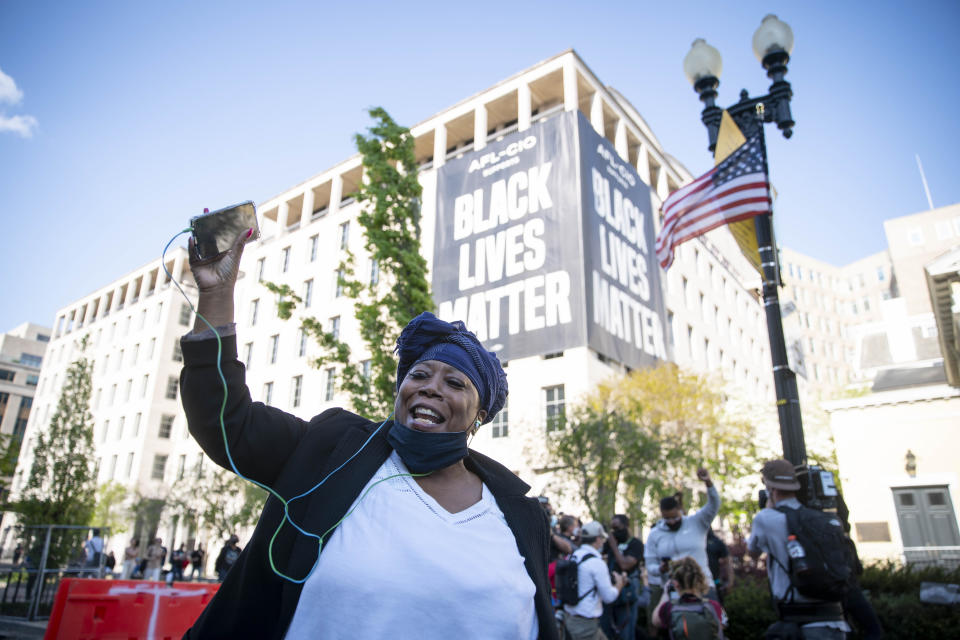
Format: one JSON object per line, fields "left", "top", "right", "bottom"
{"left": 284, "top": 451, "right": 539, "bottom": 639}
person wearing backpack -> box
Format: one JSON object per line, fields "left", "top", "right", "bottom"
{"left": 652, "top": 556, "right": 727, "bottom": 639}
{"left": 748, "top": 459, "right": 850, "bottom": 639}
{"left": 561, "top": 521, "right": 628, "bottom": 639}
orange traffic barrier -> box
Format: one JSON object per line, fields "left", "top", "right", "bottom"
{"left": 44, "top": 578, "right": 219, "bottom": 640}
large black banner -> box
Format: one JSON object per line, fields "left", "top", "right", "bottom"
{"left": 433, "top": 110, "right": 668, "bottom": 369}
{"left": 577, "top": 111, "right": 669, "bottom": 368}
{"left": 434, "top": 113, "right": 585, "bottom": 360}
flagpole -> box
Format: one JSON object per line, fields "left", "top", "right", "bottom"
{"left": 753, "top": 105, "right": 807, "bottom": 467}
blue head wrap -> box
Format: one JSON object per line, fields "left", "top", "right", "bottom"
{"left": 395, "top": 312, "right": 507, "bottom": 424}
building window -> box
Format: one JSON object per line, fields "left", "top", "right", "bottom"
{"left": 20, "top": 353, "right": 42, "bottom": 368}
{"left": 309, "top": 234, "right": 319, "bottom": 262}
{"left": 877, "top": 267, "right": 885, "bottom": 282}
{"left": 195, "top": 452, "right": 205, "bottom": 479}
{"left": 244, "top": 342, "right": 254, "bottom": 367}
{"left": 338, "top": 222, "right": 350, "bottom": 250}
{"left": 149, "top": 337, "right": 156, "bottom": 358}
{"left": 282, "top": 246, "right": 291, "bottom": 272}
{"left": 13, "top": 397, "right": 32, "bottom": 438}
{"left": 26, "top": 374, "right": 39, "bottom": 386}
{"left": 330, "top": 316, "right": 340, "bottom": 341}
{"left": 173, "top": 341, "right": 183, "bottom": 362}
{"left": 543, "top": 385, "right": 565, "bottom": 432}
{"left": 269, "top": 334, "right": 279, "bottom": 364}
{"left": 177, "top": 454, "right": 187, "bottom": 481}
{"left": 491, "top": 408, "right": 509, "bottom": 438}
{"left": 324, "top": 368, "right": 336, "bottom": 402}
{"left": 151, "top": 454, "right": 168, "bottom": 480}
{"left": 250, "top": 299, "right": 260, "bottom": 326}
{"left": 159, "top": 414, "right": 174, "bottom": 439}
{"left": 303, "top": 279, "right": 314, "bottom": 308}
{"left": 369, "top": 259, "right": 380, "bottom": 286}
{"left": 334, "top": 269, "right": 344, "bottom": 298}
{"left": 141, "top": 374, "right": 149, "bottom": 398}
{"left": 109, "top": 455, "right": 118, "bottom": 480}
{"left": 125, "top": 452, "right": 135, "bottom": 478}
{"left": 257, "top": 257, "right": 266, "bottom": 281}
{"left": 117, "top": 416, "right": 125, "bottom": 440}
{"left": 361, "top": 359, "right": 372, "bottom": 380}
{"left": 291, "top": 375, "right": 302, "bottom": 408}
{"left": 165, "top": 376, "right": 178, "bottom": 400}
{"left": 110, "top": 384, "right": 117, "bottom": 405}
{"left": 134, "top": 412, "right": 141, "bottom": 437}
{"left": 101, "top": 420, "right": 110, "bottom": 443}
{"left": 298, "top": 330, "right": 307, "bottom": 357}
{"left": 0, "top": 369, "right": 14, "bottom": 382}
{"left": 179, "top": 303, "right": 192, "bottom": 326}
{"left": 908, "top": 227, "right": 924, "bottom": 246}
{"left": 124, "top": 378, "right": 132, "bottom": 402}
{"left": 263, "top": 381, "right": 274, "bottom": 404}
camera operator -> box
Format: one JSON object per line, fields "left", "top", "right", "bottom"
{"left": 748, "top": 459, "right": 850, "bottom": 639}
{"left": 564, "top": 522, "right": 627, "bottom": 640}
{"left": 644, "top": 468, "right": 720, "bottom": 630}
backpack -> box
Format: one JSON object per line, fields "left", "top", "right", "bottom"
{"left": 554, "top": 552, "right": 599, "bottom": 606}
{"left": 669, "top": 599, "right": 724, "bottom": 640}
{"left": 777, "top": 505, "right": 852, "bottom": 601}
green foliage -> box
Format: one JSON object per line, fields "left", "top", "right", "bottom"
{"left": 265, "top": 107, "right": 432, "bottom": 417}
{"left": 92, "top": 481, "right": 129, "bottom": 535}
{"left": 0, "top": 432, "right": 23, "bottom": 505}
{"left": 10, "top": 337, "right": 97, "bottom": 565}
{"left": 543, "top": 363, "right": 762, "bottom": 527}
{"left": 724, "top": 561, "right": 960, "bottom": 639}
{"left": 722, "top": 575, "right": 778, "bottom": 639}
{"left": 168, "top": 464, "right": 267, "bottom": 539}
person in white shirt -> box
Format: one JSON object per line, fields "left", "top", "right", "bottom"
{"left": 564, "top": 521, "right": 626, "bottom": 640}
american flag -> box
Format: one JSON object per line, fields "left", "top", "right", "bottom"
{"left": 655, "top": 134, "right": 771, "bottom": 269}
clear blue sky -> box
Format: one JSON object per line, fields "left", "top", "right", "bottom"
{"left": 2, "top": 1, "right": 958, "bottom": 333}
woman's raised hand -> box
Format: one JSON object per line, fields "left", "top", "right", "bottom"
{"left": 188, "top": 228, "right": 252, "bottom": 293}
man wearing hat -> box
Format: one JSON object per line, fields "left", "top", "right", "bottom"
{"left": 564, "top": 521, "right": 628, "bottom": 640}
{"left": 748, "top": 460, "right": 850, "bottom": 639}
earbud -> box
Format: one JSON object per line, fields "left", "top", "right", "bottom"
{"left": 474, "top": 419, "right": 482, "bottom": 428}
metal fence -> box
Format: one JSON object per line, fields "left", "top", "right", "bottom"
{"left": 0, "top": 524, "right": 110, "bottom": 621}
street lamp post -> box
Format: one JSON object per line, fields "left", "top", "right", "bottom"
{"left": 683, "top": 15, "right": 808, "bottom": 468}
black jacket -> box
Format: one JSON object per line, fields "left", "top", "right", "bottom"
{"left": 180, "top": 334, "right": 558, "bottom": 639}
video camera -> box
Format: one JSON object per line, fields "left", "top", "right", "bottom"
{"left": 758, "top": 464, "right": 840, "bottom": 511}
{"left": 797, "top": 464, "right": 840, "bottom": 511}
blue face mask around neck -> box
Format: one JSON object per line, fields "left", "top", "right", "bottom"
{"left": 386, "top": 421, "right": 469, "bottom": 474}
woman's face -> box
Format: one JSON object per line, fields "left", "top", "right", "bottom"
{"left": 394, "top": 359, "right": 485, "bottom": 434}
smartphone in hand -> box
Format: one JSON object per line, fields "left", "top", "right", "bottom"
{"left": 190, "top": 202, "right": 260, "bottom": 262}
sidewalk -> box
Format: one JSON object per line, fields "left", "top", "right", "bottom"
{"left": 0, "top": 617, "right": 46, "bottom": 640}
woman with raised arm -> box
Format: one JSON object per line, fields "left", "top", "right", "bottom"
{"left": 179, "top": 230, "right": 557, "bottom": 639}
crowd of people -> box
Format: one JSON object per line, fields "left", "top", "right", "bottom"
{"left": 2, "top": 533, "right": 242, "bottom": 583}
{"left": 542, "top": 461, "right": 881, "bottom": 640}
{"left": 112, "top": 535, "right": 242, "bottom": 582}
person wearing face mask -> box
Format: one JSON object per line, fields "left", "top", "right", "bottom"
{"left": 601, "top": 515, "right": 645, "bottom": 640}
{"left": 643, "top": 468, "right": 720, "bottom": 633}
{"left": 178, "top": 231, "right": 557, "bottom": 639}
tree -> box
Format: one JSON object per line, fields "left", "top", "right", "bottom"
{"left": 92, "top": 481, "right": 129, "bottom": 536}
{"left": 264, "top": 107, "right": 432, "bottom": 415}
{"left": 539, "top": 363, "right": 763, "bottom": 528}
{"left": 11, "top": 336, "right": 97, "bottom": 565}
{"left": 168, "top": 464, "right": 267, "bottom": 540}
